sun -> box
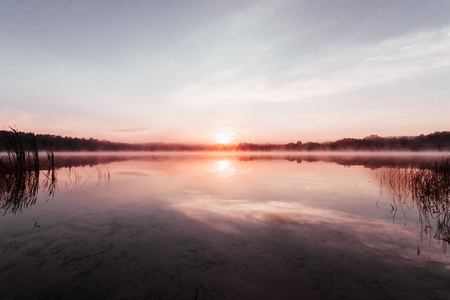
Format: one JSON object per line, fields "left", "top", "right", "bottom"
{"left": 215, "top": 132, "right": 232, "bottom": 144}
{"left": 214, "top": 126, "right": 236, "bottom": 144}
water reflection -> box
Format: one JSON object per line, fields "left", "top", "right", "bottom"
{"left": 0, "top": 168, "right": 39, "bottom": 214}
{"left": 1, "top": 152, "right": 448, "bottom": 245}
{"left": 27, "top": 151, "right": 447, "bottom": 169}
{"left": 214, "top": 160, "right": 236, "bottom": 179}
{"left": 1, "top": 152, "right": 450, "bottom": 299}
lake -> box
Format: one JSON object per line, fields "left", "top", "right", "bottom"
{"left": 1, "top": 152, "right": 449, "bottom": 299}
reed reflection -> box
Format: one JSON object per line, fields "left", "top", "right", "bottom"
{"left": 0, "top": 167, "right": 39, "bottom": 214}
{"left": 0, "top": 166, "right": 58, "bottom": 214}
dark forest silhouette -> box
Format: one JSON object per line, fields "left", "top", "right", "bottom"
{"left": 0, "top": 130, "right": 449, "bottom": 152}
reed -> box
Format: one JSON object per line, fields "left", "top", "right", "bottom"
{"left": 2, "top": 127, "right": 39, "bottom": 172}
{"left": 0, "top": 128, "right": 55, "bottom": 213}
{"left": 411, "top": 157, "right": 450, "bottom": 243}
{"left": 42, "top": 135, "right": 55, "bottom": 169}
{"left": 388, "top": 157, "right": 450, "bottom": 245}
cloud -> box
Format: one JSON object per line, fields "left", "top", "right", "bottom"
{"left": 112, "top": 128, "right": 149, "bottom": 133}
{"left": 170, "top": 27, "right": 450, "bottom": 105}
{"left": 1, "top": 1, "right": 449, "bottom": 143}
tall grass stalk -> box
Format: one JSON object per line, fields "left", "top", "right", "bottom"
{"left": 0, "top": 128, "right": 55, "bottom": 213}
{"left": 389, "top": 157, "right": 450, "bottom": 246}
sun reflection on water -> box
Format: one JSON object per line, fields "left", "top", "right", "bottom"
{"left": 214, "top": 160, "right": 236, "bottom": 179}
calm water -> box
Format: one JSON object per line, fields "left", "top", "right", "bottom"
{"left": 1, "top": 152, "right": 449, "bottom": 299}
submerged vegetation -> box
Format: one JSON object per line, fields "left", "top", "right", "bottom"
{"left": 389, "top": 157, "right": 450, "bottom": 247}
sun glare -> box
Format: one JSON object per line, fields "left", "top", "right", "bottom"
{"left": 216, "top": 132, "right": 232, "bottom": 144}
{"left": 214, "top": 127, "right": 236, "bottom": 144}
{"left": 214, "top": 160, "right": 236, "bottom": 179}
{"left": 215, "top": 160, "right": 231, "bottom": 171}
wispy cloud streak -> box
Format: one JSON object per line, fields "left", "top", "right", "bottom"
{"left": 172, "top": 27, "right": 450, "bottom": 105}
{"left": 112, "top": 128, "right": 149, "bottom": 133}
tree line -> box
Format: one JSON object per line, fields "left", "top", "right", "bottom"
{"left": 0, "top": 130, "right": 449, "bottom": 152}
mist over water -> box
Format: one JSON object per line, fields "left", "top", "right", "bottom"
{"left": 1, "top": 152, "right": 449, "bottom": 299}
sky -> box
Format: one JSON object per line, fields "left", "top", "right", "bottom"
{"left": 1, "top": 0, "right": 449, "bottom": 144}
